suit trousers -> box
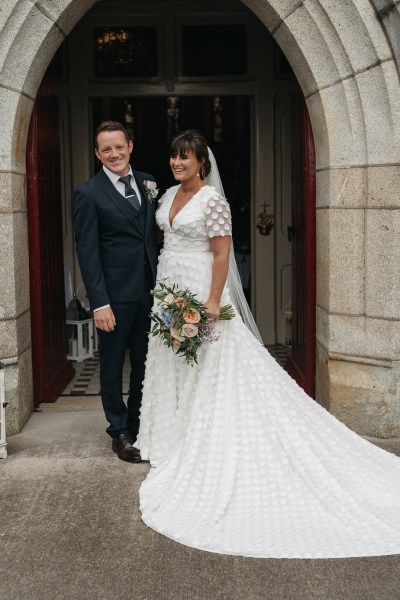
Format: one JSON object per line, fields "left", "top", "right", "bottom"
{"left": 97, "top": 276, "right": 153, "bottom": 439}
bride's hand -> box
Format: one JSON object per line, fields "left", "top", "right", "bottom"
{"left": 203, "top": 300, "right": 220, "bottom": 320}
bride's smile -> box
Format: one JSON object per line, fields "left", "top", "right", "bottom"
{"left": 170, "top": 149, "right": 203, "bottom": 185}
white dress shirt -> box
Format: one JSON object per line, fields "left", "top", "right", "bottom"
{"left": 103, "top": 165, "right": 142, "bottom": 205}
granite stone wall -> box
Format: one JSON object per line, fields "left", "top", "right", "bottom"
{"left": 243, "top": 0, "right": 400, "bottom": 436}
{"left": 0, "top": 0, "right": 399, "bottom": 436}
{"left": 0, "top": 0, "right": 97, "bottom": 434}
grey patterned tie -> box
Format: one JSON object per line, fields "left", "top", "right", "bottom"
{"left": 118, "top": 175, "right": 141, "bottom": 211}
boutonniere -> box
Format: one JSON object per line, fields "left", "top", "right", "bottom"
{"left": 143, "top": 180, "right": 159, "bottom": 203}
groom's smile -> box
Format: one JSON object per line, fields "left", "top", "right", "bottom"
{"left": 95, "top": 130, "right": 133, "bottom": 176}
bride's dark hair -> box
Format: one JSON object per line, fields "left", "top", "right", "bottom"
{"left": 170, "top": 130, "right": 211, "bottom": 180}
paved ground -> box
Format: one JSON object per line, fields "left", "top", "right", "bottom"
{"left": 1, "top": 402, "right": 400, "bottom": 600}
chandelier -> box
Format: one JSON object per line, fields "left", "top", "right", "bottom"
{"left": 96, "top": 28, "right": 133, "bottom": 64}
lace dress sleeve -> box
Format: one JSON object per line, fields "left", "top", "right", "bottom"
{"left": 205, "top": 194, "right": 232, "bottom": 238}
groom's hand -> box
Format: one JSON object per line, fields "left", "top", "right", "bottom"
{"left": 94, "top": 307, "right": 116, "bottom": 332}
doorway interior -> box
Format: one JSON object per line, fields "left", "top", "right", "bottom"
{"left": 26, "top": 0, "right": 316, "bottom": 402}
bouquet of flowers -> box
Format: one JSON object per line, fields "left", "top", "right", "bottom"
{"left": 149, "top": 281, "right": 235, "bottom": 365}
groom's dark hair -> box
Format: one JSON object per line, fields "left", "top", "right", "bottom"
{"left": 170, "top": 130, "right": 211, "bottom": 180}
{"left": 95, "top": 121, "right": 131, "bottom": 149}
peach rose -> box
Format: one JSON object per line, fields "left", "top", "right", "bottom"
{"left": 181, "top": 324, "right": 198, "bottom": 338}
{"left": 183, "top": 309, "right": 201, "bottom": 324}
{"left": 170, "top": 327, "right": 185, "bottom": 342}
{"left": 171, "top": 338, "right": 181, "bottom": 349}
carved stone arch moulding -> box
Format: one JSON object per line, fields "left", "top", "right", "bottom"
{"left": 0, "top": 0, "right": 399, "bottom": 435}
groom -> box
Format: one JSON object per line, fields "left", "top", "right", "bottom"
{"left": 73, "top": 121, "right": 158, "bottom": 462}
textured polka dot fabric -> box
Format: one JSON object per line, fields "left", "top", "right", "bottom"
{"left": 136, "top": 185, "right": 400, "bottom": 559}
{"left": 204, "top": 195, "right": 232, "bottom": 238}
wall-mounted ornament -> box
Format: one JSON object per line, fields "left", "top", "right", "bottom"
{"left": 167, "top": 96, "right": 180, "bottom": 142}
{"left": 256, "top": 202, "right": 274, "bottom": 235}
{"left": 124, "top": 99, "right": 135, "bottom": 141}
{"left": 213, "top": 96, "right": 222, "bottom": 142}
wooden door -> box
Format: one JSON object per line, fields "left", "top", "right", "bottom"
{"left": 26, "top": 62, "right": 74, "bottom": 405}
{"left": 274, "top": 93, "right": 294, "bottom": 345}
{"left": 285, "top": 97, "right": 316, "bottom": 397}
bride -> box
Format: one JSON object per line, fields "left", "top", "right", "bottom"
{"left": 135, "top": 130, "right": 400, "bottom": 559}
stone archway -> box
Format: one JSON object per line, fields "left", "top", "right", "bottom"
{"left": 1, "top": 0, "right": 399, "bottom": 436}
{"left": 0, "top": 0, "right": 98, "bottom": 434}
{"left": 242, "top": 0, "right": 400, "bottom": 438}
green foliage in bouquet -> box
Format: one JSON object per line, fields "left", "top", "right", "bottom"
{"left": 150, "top": 281, "right": 235, "bottom": 365}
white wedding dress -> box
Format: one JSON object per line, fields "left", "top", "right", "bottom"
{"left": 136, "top": 184, "right": 400, "bottom": 559}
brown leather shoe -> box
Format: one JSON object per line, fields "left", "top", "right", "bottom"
{"left": 112, "top": 433, "right": 142, "bottom": 463}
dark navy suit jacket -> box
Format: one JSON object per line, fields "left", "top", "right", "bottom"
{"left": 72, "top": 168, "right": 158, "bottom": 311}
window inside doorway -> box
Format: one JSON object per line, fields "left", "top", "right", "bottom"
{"left": 94, "top": 27, "right": 158, "bottom": 78}
{"left": 92, "top": 95, "right": 252, "bottom": 302}
{"left": 181, "top": 25, "right": 246, "bottom": 76}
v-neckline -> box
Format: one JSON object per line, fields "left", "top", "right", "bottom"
{"left": 168, "top": 185, "right": 206, "bottom": 228}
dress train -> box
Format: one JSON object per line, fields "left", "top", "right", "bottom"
{"left": 136, "top": 185, "right": 400, "bottom": 558}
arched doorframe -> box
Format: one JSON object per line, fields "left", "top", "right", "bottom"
{"left": 1, "top": 0, "right": 400, "bottom": 436}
